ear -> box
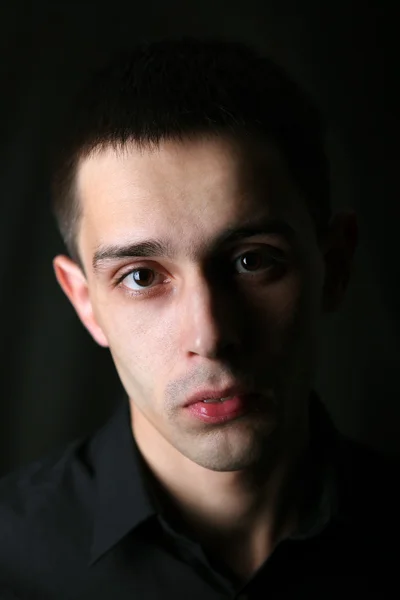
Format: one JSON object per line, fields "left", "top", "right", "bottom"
{"left": 321, "top": 210, "right": 358, "bottom": 313}
{"left": 53, "top": 255, "right": 109, "bottom": 347}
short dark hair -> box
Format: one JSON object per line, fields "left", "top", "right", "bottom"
{"left": 50, "top": 35, "right": 331, "bottom": 267}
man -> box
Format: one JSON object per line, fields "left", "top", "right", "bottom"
{"left": 0, "top": 36, "right": 397, "bottom": 599}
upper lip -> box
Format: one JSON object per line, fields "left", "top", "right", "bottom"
{"left": 184, "top": 385, "right": 252, "bottom": 406}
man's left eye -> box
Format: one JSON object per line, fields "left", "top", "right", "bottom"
{"left": 234, "top": 249, "right": 284, "bottom": 274}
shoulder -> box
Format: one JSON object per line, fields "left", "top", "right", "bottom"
{"left": 335, "top": 435, "right": 400, "bottom": 529}
{"left": 0, "top": 433, "right": 95, "bottom": 511}
{"left": 0, "top": 435, "right": 95, "bottom": 586}
{"left": 338, "top": 435, "right": 399, "bottom": 487}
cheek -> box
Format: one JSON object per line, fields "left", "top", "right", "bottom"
{"left": 249, "top": 270, "right": 316, "bottom": 361}
{"left": 276, "top": 270, "right": 322, "bottom": 371}
{"left": 97, "top": 299, "right": 177, "bottom": 370}
{"left": 252, "top": 273, "right": 302, "bottom": 332}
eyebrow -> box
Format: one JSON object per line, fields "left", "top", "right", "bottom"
{"left": 92, "top": 217, "right": 296, "bottom": 273}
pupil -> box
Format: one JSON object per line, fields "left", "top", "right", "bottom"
{"left": 242, "top": 252, "right": 261, "bottom": 270}
{"left": 134, "top": 269, "right": 154, "bottom": 286}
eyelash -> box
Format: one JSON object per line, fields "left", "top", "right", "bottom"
{"left": 114, "top": 247, "right": 287, "bottom": 298}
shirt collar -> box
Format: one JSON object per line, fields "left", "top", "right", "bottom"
{"left": 290, "top": 391, "right": 341, "bottom": 540}
{"left": 88, "top": 398, "right": 157, "bottom": 566}
{"left": 88, "top": 390, "right": 341, "bottom": 566}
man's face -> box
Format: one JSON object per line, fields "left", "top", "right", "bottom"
{"left": 57, "top": 134, "right": 329, "bottom": 471}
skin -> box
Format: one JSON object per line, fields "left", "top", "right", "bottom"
{"left": 53, "top": 133, "right": 357, "bottom": 579}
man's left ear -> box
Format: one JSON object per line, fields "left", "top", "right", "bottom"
{"left": 321, "top": 209, "right": 358, "bottom": 313}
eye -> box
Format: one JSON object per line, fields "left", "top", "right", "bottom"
{"left": 120, "top": 268, "right": 161, "bottom": 291}
{"left": 233, "top": 247, "right": 285, "bottom": 275}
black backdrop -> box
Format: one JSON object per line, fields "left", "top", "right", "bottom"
{"left": 0, "top": 0, "right": 399, "bottom": 476}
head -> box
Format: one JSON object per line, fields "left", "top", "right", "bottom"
{"left": 52, "top": 37, "right": 357, "bottom": 473}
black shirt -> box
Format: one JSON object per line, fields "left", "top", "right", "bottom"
{"left": 0, "top": 391, "right": 398, "bottom": 600}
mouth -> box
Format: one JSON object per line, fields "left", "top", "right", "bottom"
{"left": 184, "top": 385, "right": 251, "bottom": 406}
{"left": 184, "top": 387, "right": 261, "bottom": 424}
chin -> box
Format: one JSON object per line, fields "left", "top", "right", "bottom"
{"left": 194, "top": 450, "right": 265, "bottom": 473}
{"left": 188, "top": 427, "right": 277, "bottom": 472}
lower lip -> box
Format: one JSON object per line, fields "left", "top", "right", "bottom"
{"left": 186, "top": 394, "right": 259, "bottom": 424}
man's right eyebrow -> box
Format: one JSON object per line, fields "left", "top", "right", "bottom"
{"left": 92, "top": 239, "right": 175, "bottom": 272}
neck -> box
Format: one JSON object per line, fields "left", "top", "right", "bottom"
{"left": 131, "top": 403, "right": 309, "bottom": 577}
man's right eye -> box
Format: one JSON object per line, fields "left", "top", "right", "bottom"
{"left": 120, "top": 268, "right": 161, "bottom": 290}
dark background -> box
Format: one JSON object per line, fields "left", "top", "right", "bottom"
{"left": 0, "top": 0, "right": 398, "bottom": 476}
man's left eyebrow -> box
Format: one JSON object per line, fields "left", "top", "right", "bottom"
{"left": 92, "top": 217, "right": 296, "bottom": 272}
{"left": 213, "top": 217, "right": 296, "bottom": 250}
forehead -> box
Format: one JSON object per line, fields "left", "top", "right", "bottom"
{"left": 75, "top": 135, "right": 311, "bottom": 262}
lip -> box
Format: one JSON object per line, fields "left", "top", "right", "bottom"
{"left": 184, "top": 385, "right": 251, "bottom": 406}
{"left": 185, "top": 393, "right": 261, "bottom": 424}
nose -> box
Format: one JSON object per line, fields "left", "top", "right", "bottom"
{"left": 180, "top": 271, "right": 241, "bottom": 360}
